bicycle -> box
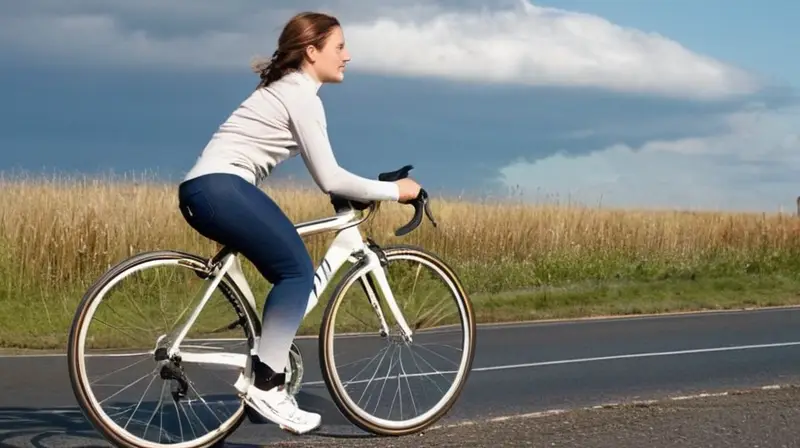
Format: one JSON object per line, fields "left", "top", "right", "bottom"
{"left": 66, "top": 165, "right": 477, "bottom": 448}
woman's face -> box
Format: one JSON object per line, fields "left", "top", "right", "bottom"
{"left": 307, "top": 26, "right": 351, "bottom": 83}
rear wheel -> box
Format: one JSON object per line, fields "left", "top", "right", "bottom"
{"left": 319, "top": 245, "right": 476, "bottom": 436}
{"left": 67, "top": 250, "right": 260, "bottom": 447}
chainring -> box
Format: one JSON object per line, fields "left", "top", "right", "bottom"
{"left": 284, "top": 341, "right": 304, "bottom": 396}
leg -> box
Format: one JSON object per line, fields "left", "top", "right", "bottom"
{"left": 178, "top": 173, "right": 321, "bottom": 434}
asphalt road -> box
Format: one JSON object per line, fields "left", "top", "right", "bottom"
{"left": 2, "top": 306, "right": 800, "bottom": 447}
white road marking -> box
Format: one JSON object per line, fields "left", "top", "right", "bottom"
{"left": 298, "top": 340, "right": 800, "bottom": 387}
{"left": 469, "top": 340, "right": 800, "bottom": 372}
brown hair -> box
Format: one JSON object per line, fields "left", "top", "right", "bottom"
{"left": 251, "top": 12, "right": 341, "bottom": 88}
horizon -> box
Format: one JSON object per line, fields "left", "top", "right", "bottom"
{"left": 5, "top": 168, "right": 800, "bottom": 216}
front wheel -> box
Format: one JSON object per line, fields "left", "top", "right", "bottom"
{"left": 318, "top": 245, "right": 476, "bottom": 436}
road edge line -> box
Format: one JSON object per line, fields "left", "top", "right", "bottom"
{"left": 427, "top": 383, "right": 800, "bottom": 432}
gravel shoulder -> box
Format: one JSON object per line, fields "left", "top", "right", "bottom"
{"left": 260, "top": 384, "right": 800, "bottom": 448}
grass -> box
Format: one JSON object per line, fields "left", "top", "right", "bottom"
{"left": 2, "top": 172, "right": 800, "bottom": 350}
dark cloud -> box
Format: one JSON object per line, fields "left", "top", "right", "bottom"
{"left": 1, "top": 64, "right": 793, "bottom": 200}
{"left": 0, "top": 0, "right": 421, "bottom": 37}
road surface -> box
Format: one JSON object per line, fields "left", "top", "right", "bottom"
{"left": 2, "top": 306, "right": 800, "bottom": 447}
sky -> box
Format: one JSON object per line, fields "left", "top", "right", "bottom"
{"left": 0, "top": 0, "right": 798, "bottom": 212}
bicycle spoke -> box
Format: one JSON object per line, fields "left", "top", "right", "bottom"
{"left": 142, "top": 381, "right": 167, "bottom": 442}
{"left": 408, "top": 345, "right": 445, "bottom": 395}
{"left": 344, "top": 345, "right": 390, "bottom": 387}
{"left": 123, "top": 374, "right": 158, "bottom": 430}
{"left": 398, "top": 345, "right": 418, "bottom": 420}
{"left": 98, "top": 371, "right": 156, "bottom": 406}
{"left": 356, "top": 345, "right": 394, "bottom": 405}
{"left": 89, "top": 355, "right": 151, "bottom": 386}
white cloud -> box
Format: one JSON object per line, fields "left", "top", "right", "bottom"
{"left": 496, "top": 106, "right": 800, "bottom": 212}
{"left": 345, "top": 1, "right": 758, "bottom": 100}
{"left": 0, "top": 0, "right": 759, "bottom": 99}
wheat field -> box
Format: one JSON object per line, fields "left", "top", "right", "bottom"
{"left": 2, "top": 173, "right": 800, "bottom": 349}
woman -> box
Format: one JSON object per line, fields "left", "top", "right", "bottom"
{"left": 177, "top": 11, "right": 421, "bottom": 434}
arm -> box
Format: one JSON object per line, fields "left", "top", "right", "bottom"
{"left": 287, "top": 95, "right": 400, "bottom": 202}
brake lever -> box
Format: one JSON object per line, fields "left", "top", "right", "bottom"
{"left": 423, "top": 196, "right": 437, "bottom": 228}
{"left": 377, "top": 165, "right": 438, "bottom": 236}
{"left": 394, "top": 188, "right": 436, "bottom": 236}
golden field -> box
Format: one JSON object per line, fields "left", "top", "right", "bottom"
{"left": 2, "top": 173, "right": 800, "bottom": 349}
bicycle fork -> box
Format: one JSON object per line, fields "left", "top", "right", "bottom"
{"left": 358, "top": 249, "right": 414, "bottom": 343}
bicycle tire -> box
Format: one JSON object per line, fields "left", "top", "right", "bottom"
{"left": 318, "top": 244, "right": 477, "bottom": 436}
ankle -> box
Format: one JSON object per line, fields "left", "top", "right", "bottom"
{"left": 252, "top": 355, "right": 286, "bottom": 391}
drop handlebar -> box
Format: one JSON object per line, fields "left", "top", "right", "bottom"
{"left": 329, "top": 165, "right": 438, "bottom": 236}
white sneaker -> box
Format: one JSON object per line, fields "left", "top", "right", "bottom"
{"left": 244, "top": 384, "right": 321, "bottom": 434}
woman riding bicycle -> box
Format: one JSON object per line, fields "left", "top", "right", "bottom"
{"left": 177, "top": 11, "right": 421, "bottom": 434}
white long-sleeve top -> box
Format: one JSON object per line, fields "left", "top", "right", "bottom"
{"left": 183, "top": 69, "right": 400, "bottom": 201}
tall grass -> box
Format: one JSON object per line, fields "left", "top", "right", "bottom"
{"left": 2, "top": 173, "right": 800, "bottom": 349}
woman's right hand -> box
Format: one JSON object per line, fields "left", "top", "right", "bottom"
{"left": 395, "top": 178, "right": 422, "bottom": 203}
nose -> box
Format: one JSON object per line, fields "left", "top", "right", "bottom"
{"left": 342, "top": 48, "right": 351, "bottom": 62}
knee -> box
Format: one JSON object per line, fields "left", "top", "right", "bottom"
{"left": 275, "top": 252, "right": 315, "bottom": 285}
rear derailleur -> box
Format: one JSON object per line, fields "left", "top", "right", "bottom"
{"left": 154, "top": 347, "right": 189, "bottom": 402}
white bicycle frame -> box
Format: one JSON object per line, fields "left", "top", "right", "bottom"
{"left": 166, "top": 202, "right": 414, "bottom": 375}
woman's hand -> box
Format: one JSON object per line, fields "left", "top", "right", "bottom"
{"left": 395, "top": 178, "right": 422, "bottom": 203}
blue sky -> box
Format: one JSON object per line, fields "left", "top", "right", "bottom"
{"left": 0, "top": 0, "right": 798, "bottom": 212}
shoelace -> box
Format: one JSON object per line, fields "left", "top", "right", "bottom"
{"left": 273, "top": 387, "right": 300, "bottom": 413}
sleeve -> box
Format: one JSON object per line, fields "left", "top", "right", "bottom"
{"left": 287, "top": 95, "right": 400, "bottom": 202}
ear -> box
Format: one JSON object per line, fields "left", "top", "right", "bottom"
{"left": 305, "top": 44, "right": 318, "bottom": 63}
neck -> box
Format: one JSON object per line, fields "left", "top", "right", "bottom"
{"left": 299, "top": 63, "right": 321, "bottom": 84}
{"left": 296, "top": 65, "right": 323, "bottom": 93}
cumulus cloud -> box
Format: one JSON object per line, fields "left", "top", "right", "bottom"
{"left": 0, "top": 0, "right": 760, "bottom": 99}
{"left": 496, "top": 106, "right": 800, "bottom": 212}
{"left": 345, "top": 2, "right": 759, "bottom": 100}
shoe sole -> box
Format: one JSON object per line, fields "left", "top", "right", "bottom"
{"left": 242, "top": 395, "right": 321, "bottom": 435}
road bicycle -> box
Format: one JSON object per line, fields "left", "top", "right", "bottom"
{"left": 66, "top": 165, "right": 477, "bottom": 448}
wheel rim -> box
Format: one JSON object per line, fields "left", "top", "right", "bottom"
{"left": 324, "top": 250, "right": 474, "bottom": 431}
{"left": 71, "top": 256, "right": 253, "bottom": 447}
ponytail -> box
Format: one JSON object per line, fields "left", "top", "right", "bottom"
{"left": 251, "top": 50, "right": 290, "bottom": 88}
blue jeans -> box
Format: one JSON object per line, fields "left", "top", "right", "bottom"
{"left": 178, "top": 173, "right": 314, "bottom": 373}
